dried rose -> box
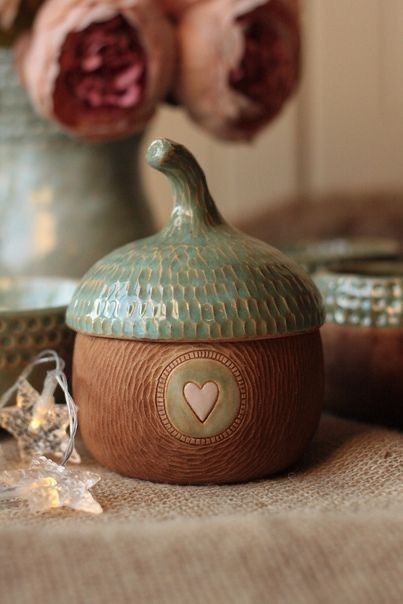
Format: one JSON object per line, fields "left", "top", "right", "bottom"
{"left": 17, "top": 0, "right": 176, "bottom": 141}
{"left": 176, "top": 0, "right": 301, "bottom": 141}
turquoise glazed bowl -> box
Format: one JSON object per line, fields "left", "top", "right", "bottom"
{"left": 0, "top": 277, "right": 78, "bottom": 395}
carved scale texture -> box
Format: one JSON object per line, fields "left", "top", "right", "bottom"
{"left": 67, "top": 232, "right": 324, "bottom": 341}
{"left": 67, "top": 139, "right": 324, "bottom": 341}
{"left": 73, "top": 332, "right": 324, "bottom": 484}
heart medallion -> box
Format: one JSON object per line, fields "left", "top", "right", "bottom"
{"left": 157, "top": 351, "right": 246, "bottom": 442}
{"left": 183, "top": 381, "right": 219, "bottom": 422}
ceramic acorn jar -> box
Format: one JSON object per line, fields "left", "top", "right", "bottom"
{"left": 67, "top": 139, "right": 325, "bottom": 485}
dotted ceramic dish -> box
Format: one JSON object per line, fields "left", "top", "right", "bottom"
{"left": 0, "top": 277, "right": 78, "bottom": 394}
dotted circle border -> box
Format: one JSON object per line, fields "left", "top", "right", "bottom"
{"left": 156, "top": 349, "right": 248, "bottom": 445}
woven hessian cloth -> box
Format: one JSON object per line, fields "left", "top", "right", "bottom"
{"left": 0, "top": 415, "right": 402, "bottom": 604}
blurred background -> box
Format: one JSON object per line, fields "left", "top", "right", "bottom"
{"left": 2, "top": 0, "right": 403, "bottom": 279}
{"left": 144, "top": 0, "right": 403, "bottom": 237}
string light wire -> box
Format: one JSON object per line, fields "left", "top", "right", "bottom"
{"left": 0, "top": 350, "right": 78, "bottom": 465}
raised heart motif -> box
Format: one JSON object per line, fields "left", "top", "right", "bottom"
{"left": 183, "top": 381, "right": 219, "bottom": 422}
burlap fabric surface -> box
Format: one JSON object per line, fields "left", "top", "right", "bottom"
{"left": 0, "top": 415, "right": 402, "bottom": 604}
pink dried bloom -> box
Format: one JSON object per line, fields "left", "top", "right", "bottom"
{"left": 17, "top": 0, "right": 176, "bottom": 141}
{"left": 176, "top": 0, "right": 301, "bottom": 141}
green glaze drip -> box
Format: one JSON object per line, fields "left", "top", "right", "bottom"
{"left": 146, "top": 139, "right": 225, "bottom": 240}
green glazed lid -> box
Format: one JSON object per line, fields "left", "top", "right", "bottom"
{"left": 66, "top": 139, "right": 324, "bottom": 341}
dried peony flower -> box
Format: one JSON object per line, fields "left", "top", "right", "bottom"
{"left": 17, "top": 0, "right": 176, "bottom": 141}
{"left": 176, "top": 0, "right": 301, "bottom": 141}
{"left": 0, "top": 0, "right": 20, "bottom": 30}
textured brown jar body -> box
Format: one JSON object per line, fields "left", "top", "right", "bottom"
{"left": 73, "top": 331, "right": 324, "bottom": 484}
{"left": 322, "top": 323, "right": 403, "bottom": 428}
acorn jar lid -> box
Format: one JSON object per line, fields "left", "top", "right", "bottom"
{"left": 66, "top": 139, "right": 324, "bottom": 341}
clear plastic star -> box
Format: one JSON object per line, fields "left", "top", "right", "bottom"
{"left": 0, "top": 379, "right": 81, "bottom": 463}
{"left": 0, "top": 457, "right": 102, "bottom": 514}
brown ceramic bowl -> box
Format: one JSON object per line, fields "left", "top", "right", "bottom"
{"left": 315, "top": 259, "right": 403, "bottom": 428}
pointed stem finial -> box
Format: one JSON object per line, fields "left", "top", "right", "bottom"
{"left": 146, "top": 138, "right": 224, "bottom": 237}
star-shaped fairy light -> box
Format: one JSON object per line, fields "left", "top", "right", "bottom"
{"left": 0, "top": 378, "right": 81, "bottom": 463}
{"left": 0, "top": 350, "right": 103, "bottom": 514}
{"left": 0, "top": 456, "right": 102, "bottom": 514}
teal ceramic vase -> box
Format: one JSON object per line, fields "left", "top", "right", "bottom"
{"left": 67, "top": 138, "right": 325, "bottom": 485}
{"left": 0, "top": 49, "right": 154, "bottom": 279}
